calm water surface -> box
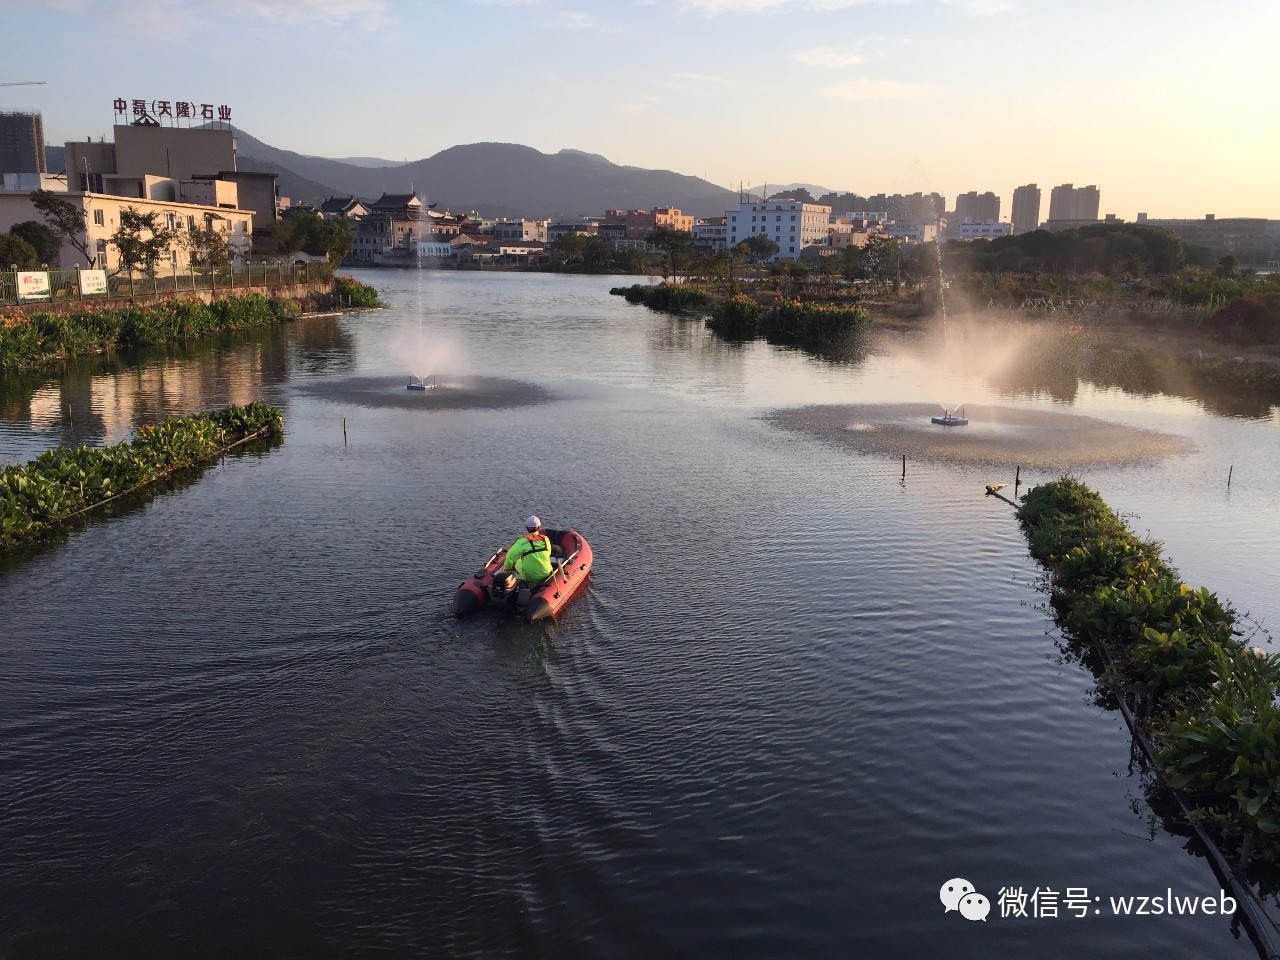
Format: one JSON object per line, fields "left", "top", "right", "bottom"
{"left": 1, "top": 270, "right": 1278, "bottom": 959}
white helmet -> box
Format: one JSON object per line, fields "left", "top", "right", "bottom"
{"left": 525, "top": 515, "right": 542, "bottom": 531}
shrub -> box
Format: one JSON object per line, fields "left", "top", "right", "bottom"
{"left": 706, "top": 294, "right": 764, "bottom": 340}
{"left": 759, "top": 297, "right": 868, "bottom": 345}
{"left": 609, "top": 283, "right": 708, "bottom": 312}
{"left": 333, "top": 274, "right": 383, "bottom": 308}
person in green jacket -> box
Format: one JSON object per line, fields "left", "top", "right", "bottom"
{"left": 504, "top": 515, "right": 557, "bottom": 587}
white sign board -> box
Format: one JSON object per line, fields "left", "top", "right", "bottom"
{"left": 16, "top": 271, "right": 51, "bottom": 301}
{"left": 79, "top": 269, "right": 109, "bottom": 296}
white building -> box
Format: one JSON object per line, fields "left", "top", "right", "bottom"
{"left": 957, "top": 219, "right": 1012, "bottom": 241}
{"left": 726, "top": 199, "right": 832, "bottom": 261}
{"left": 692, "top": 216, "right": 728, "bottom": 253}
{"left": 885, "top": 221, "right": 938, "bottom": 244}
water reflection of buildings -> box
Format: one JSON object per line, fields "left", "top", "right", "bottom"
{"left": 4, "top": 317, "right": 351, "bottom": 458}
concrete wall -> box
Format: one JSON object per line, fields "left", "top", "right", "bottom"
{"left": 113, "top": 125, "right": 235, "bottom": 180}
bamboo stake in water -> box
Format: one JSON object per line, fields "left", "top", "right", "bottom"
{"left": 1228, "top": 465, "right": 1233, "bottom": 489}
{"left": 343, "top": 417, "right": 348, "bottom": 444}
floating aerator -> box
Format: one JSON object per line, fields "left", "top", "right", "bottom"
{"left": 407, "top": 374, "right": 437, "bottom": 392}
{"left": 931, "top": 406, "right": 969, "bottom": 427}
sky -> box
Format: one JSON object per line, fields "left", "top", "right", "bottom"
{"left": 3, "top": 0, "right": 1278, "bottom": 219}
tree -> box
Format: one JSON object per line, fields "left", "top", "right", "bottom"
{"left": 0, "top": 233, "right": 40, "bottom": 270}
{"left": 647, "top": 226, "right": 692, "bottom": 283}
{"left": 1216, "top": 254, "right": 1239, "bottom": 278}
{"left": 306, "top": 217, "right": 353, "bottom": 266}
{"left": 31, "top": 189, "right": 95, "bottom": 266}
{"left": 111, "top": 207, "right": 175, "bottom": 277}
{"left": 180, "top": 222, "right": 232, "bottom": 268}
{"left": 741, "top": 234, "right": 779, "bottom": 263}
{"left": 10, "top": 220, "right": 63, "bottom": 267}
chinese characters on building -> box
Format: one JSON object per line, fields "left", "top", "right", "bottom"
{"left": 112, "top": 99, "right": 231, "bottom": 124}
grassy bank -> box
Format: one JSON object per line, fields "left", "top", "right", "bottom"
{"left": 1018, "top": 478, "right": 1280, "bottom": 859}
{"left": 0, "top": 276, "right": 382, "bottom": 370}
{"left": 0, "top": 402, "right": 283, "bottom": 556}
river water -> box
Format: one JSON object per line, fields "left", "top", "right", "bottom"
{"left": 2, "top": 270, "right": 1278, "bottom": 959}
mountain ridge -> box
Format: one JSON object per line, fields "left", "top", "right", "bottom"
{"left": 231, "top": 130, "right": 740, "bottom": 219}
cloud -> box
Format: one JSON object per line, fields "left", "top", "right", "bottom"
{"left": 670, "top": 71, "right": 735, "bottom": 84}
{"left": 821, "top": 78, "right": 935, "bottom": 100}
{"left": 794, "top": 46, "right": 864, "bottom": 67}
{"left": 223, "top": 0, "right": 388, "bottom": 25}
{"left": 620, "top": 94, "right": 664, "bottom": 115}
{"left": 678, "top": 0, "right": 876, "bottom": 11}
{"left": 942, "top": 0, "right": 1014, "bottom": 12}
{"left": 547, "top": 8, "right": 627, "bottom": 32}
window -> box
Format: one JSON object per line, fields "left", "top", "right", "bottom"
{"left": 93, "top": 209, "right": 105, "bottom": 226}
{"left": 166, "top": 213, "right": 176, "bottom": 231}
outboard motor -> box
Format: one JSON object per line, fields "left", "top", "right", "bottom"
{"left": 492, "top": 569, "right": 517, "bottom": 599}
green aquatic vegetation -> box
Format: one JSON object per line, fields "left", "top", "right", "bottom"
{"left": 609, "top": 283, "right": 709, "bottom": 312}
{"left": 1018, "top": 476, "right": 1280, "bottom": 857}
{"left": 1161, "top": 645, "right": 1280, "bottom": 833}
{"left": 1054, "top": 537, "right": 1167, "bottom": 596}
{"left": 705, "top": 294, "right": 764, "bottom": 340}
{"left": 0, "top": 402, "right": 283, "bottom": 554}
{"left": 1069, "top": 575, "right": 1235, "bottom": 648}
{"left": 0, "top": 294, "right": 306, "bottom": 369}
{"left": 758, "top": 297, "right": 868, "bottom": 345}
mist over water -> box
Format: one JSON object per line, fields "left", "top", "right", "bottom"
{"left": 767, "top": 402, "right": 1192, "bottom": 469}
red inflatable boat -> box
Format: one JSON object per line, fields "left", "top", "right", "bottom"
{"left": 454, "top": 528, "right": 593, "bottom": 622}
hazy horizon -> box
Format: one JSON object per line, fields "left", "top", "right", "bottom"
{"left": 5, "top": 0, "right": 1278, "bottom": 220}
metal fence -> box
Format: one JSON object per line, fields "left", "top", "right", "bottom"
{"left": 0, "top": 262, "right": 329, "bottom": 307}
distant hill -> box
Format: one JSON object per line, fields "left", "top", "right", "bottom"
{"left": 748, "top": 182, "right": 837, "bottom": 200}
{"left": 232, "top": 130, "right": 739, "bottom": 219}
{"left": 323, "top": 155, "right": 406, "bottom": 168}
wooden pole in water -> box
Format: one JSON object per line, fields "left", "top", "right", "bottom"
{"left": 343, "top": 417, "right": 347, "bottom": 444}
{"left": 1228, "top": 465, "right": 1233, "bottom": 489}
{"left": 1015, "top": 465, "right": 1021, "bottom": 488}
{"left": 901, "top": 454, "right": 906, "bottom": 480}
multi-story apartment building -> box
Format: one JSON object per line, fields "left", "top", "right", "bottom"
{"left": 954, "top": 191, "right": 1000, "bottom": 224}
{"left": 726, "top": 199, "right": 832, "bottom": 261}
{"left": 0, "top": 111, "right": 46, "bottom": 175}
{"left": 692, "top": 216, "right": 727, "bottom": 253}
{"left": 351, "top": 193, "right": 427, "bottom": 264}
{"left": 1136, "top": 213, "right": 1280, "bottom": 265}
{"left": 1011, "top": 184, "right": 1041, "bottom": 235}
{"left": 1048, "top": 183, "right": 1101, "bottom": 224}
{"left": 492, "top": 218, "right": 548, "bottom": 242}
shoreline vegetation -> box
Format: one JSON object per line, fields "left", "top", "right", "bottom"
{"left": 1018, "top": 478, "right": 1280, "bottom": 870}
{"left": 610, "top": 283, "right": 869, "bottom": 347}
{"left": 0, "top": 276, "right": 382, "bottom": 371}
{"left": 0, "top": 402, "right": 284, "bottom": 558}
{"left": 608, "top": 265, "right": 1280, "bottom": 412}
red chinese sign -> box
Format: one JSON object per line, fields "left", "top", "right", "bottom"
{"left": 113, "top": 98, "right": 231, "bottom": 123}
